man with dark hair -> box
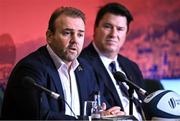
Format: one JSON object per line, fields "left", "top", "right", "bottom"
{"left": 80, "top": 2, "right": 146, "bottom": 120}
{"left": 1, "top": 7, "right": 122, "bottom": 120}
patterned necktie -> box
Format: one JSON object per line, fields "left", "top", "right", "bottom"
{"left": 109, "top": 62, "right": 129, "bottom": 97}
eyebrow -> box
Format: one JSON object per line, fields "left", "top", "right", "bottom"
{"left": 64, "top": 28, "right": 85, "bottom": 33}
{"left": 104, "top": 22, "right": 125, "bottom": 27}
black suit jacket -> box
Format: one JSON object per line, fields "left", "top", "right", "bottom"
{"left": 1, "top": 46, "right": 99, "bottom": 120}
{"left": 80, "top": 43, "right": 146, "bottom": 112}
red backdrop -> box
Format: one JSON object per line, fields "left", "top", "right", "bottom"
{"left": 0, "top": 0, "right": 180, "bottom": 88}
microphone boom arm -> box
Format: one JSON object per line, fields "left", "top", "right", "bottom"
{"left": 23, "top": 76, "right": 78, "bottom": 119}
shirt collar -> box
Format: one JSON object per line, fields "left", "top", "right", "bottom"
{"left": 92, "top": 42, "right": 118, "bottom": 69}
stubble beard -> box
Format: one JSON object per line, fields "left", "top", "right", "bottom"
{"left": 61, "top": 48, "right": 79, "bottom": 62}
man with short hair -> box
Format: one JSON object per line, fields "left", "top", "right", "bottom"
{"left": 80, "top": 2, "right": 146, "bottom": 120}
{"left": 1, "top": 7, "right": 122, "bottom": 120}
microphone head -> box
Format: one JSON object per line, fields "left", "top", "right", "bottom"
{"left": 113, "top": 71, "right": 126, "bottom": 81}
{"left": 144, "top": 90, "right": 180, "bottom": 119}
{"left": 22, "top": 76, "right": 36, "bottom": 87}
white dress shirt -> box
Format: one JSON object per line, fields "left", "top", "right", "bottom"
{"left": 46, "top": 45, "right": 80, "bottom": 117}
{"left": 93, "top": 43, "right": 142, "bottom": 121}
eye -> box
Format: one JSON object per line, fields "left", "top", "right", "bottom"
{"left": 77, "top": 33, "right": 84, "bottom": 38}
{"left": 103, "top": 24, "right": 112, "bottom": 29}
{"left": 62, "top": 31, "right": 71, "bottom": 36}
{"left": 117, "top": 27, "right": 125, "bottom": 31}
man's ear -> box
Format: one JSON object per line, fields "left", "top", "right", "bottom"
{"left": 46, "top": 30, "right": 53, "bottom": 44}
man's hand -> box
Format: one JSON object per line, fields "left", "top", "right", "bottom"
{"left": 101, "top": 103, "right": 126, "bottom": 116}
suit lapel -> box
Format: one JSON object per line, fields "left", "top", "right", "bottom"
{"left": 117, "top": 56, "right": 136, "bottom": 84}
{"left": 47, "top": 66, "right": 64, "bottom": 99}
{"left": 86, "top": 44, "right": 124, "bottom": 109}
{"left": 117, "top": 56, "right": 145, "bottom": 118}
{"left": 74, "top": 63, "right": 88, "bottom": 115}
{"left": 39, "top": 46, "right": 64, "bottom": 100}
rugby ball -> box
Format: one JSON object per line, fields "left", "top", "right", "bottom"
{"left": 144, "top": 90, "right": 180, "bottom": 119}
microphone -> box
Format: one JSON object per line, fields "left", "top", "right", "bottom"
{"left": 23, "top": 76, "right": 60, "bottom": 99}
{"left": 113, "top": 71, "right": 148, "bottom": 96}
{"left": 22, "top": 76, "right": 78, "bottom": 119}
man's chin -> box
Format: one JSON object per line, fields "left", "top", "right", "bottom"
{"left": 104, "top": 48, "right": 116, "bottom": 53}
{"left": 66, "top": 55, "right": 78, "bottom": 61}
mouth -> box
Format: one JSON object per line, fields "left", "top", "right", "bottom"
{"left": 68, "top": 46, "right": 77, "bottom": 53}
{"left": 106, "top": 39, "right": 116, "bottom": 42}
{"left": 106, "top": 39, "right": 117, "bottom": 45}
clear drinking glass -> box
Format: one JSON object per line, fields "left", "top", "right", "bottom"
{"left": 83, "top": 101, "right": 96, "bottom": 116}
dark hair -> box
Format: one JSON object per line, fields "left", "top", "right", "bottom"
{"left": 48, "top": 7, "right": 85, "bottom": 33}
{"left": 94, "top": 2, "right": 133, "bottom": 31}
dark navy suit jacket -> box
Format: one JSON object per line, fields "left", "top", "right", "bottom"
{"left": 1, "top": 46, "right": 99, "bottom": 120}
{"left": 80, "top": 43, "right": 146, "bottom": 113}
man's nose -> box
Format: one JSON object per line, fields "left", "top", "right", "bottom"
{"left": 70, "top": 34, "right": 78, "bottom": 43}
{"left": 109, "top": 28, "right": 118, "bottom": 37}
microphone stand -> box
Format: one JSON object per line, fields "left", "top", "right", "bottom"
{"left": 113, "top": 72, "right": 148, "bottom": 120}
{"left": 116, "top": 81, "right": 134, "bottom": 115}
{"left": 126, "top": 82, "right": 147, "bottom": 120}
{"left": 128, "top": 85, "right": 134, "bottom": 115}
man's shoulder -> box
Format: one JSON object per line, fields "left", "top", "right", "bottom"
{"left": 77, "top": 57, "right": 91, "bottom": 68}
{"left": 118, "top": 54, "right": 137, "bottom": 65}
{"left": 16, "top": 46, "right": 48, "bottom": 67}
{"left": 81, "top": 43, "right": 96, "bottom": 55}
{"left": 80, "top": 43, "right": 99, "bottom": 62}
